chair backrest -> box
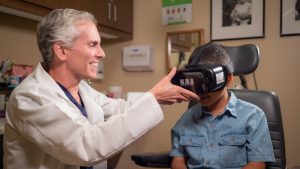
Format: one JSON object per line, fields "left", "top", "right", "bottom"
{"left": 231, "top": 89, "right": 286, "bottom": 169}
{"left": 222, "top": 44, "right": 260, "bottom": 76}
{"left": 188, "top": 43, "right": 260, "bottom": 76}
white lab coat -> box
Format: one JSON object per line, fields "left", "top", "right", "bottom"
{"left": 3, "top": 63, "right": 164, "bottom": 169}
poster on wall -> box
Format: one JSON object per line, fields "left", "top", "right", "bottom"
{"left": 162, "top": 0, "right": 192, "bottom": 25}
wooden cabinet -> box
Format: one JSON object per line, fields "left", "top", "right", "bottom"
{"left": 111, "top": 0, "right": 133, "bottom": 34}
{"left": 23, "top": 0, "right": 35, "bottom": 3}
{"left": 34, "top": 0, "right": 78, "bottom": 10}
{"left": 0, "top": 0, "right": 133, "bottom": 41}
{"left": 0, "top": 0, "right": 41, "bottom": 15}
{"left": 78, "top": 0, "right": 108, "bottom": 28}
{"left": 78, "top": 0, "right": 133, "bottom": 34}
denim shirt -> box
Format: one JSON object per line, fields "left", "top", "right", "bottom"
{"left": 170, "top": 92, "right": 275, "bottom": 169}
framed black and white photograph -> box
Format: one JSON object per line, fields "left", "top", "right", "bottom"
{"left": 211, "top": 0, "right": 265, "bottom": 41}
{"left": 281, "top": 0, "right": 300, "bottom": 36}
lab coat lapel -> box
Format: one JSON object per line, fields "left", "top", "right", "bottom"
{"left": 33, "top": 63, "right": 67, "bottom": 97}
{"left": 33, "top": 63, "right": 84, "bottom": 117}
{"left": 78, "top": 84, "right": 105, "bottom": 124}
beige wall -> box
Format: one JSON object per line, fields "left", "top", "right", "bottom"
{"left": 0, "top": 0, "right": 300, "bottom": 168}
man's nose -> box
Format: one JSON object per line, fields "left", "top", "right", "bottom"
{"left": 96, "top": 45, "right": 105, "bottom": 59}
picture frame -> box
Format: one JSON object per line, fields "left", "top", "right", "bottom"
{"left": 280, "top": 0, "right": 300, "bottom": 36}
{"left": 211, "top": 0, "right": 265, "bottom": 41}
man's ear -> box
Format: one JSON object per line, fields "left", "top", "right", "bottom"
{"left": 52, "top": 42, "right": 67, "bottom": 61}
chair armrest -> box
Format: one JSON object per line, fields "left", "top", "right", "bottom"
{"left": 131, "top": 152, "right": 171, "bottom": 168}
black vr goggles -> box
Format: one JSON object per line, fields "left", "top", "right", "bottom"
{"left": 171, "top": 64, "right": 233, "bottom": 94}
{"left": 171, "top": 42, "right": 234, "bottom": 94}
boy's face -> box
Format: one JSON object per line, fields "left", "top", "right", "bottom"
{"left": 197, "top": 87, "right": 228, "bottom": 108}
{"left": 197, "top": 74, "right": 233, "bottom": 108}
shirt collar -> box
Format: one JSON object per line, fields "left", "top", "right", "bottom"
{"left": 192, "top": 91, "right": 238, "bottom": 120}
{"left": 225, "top": 91, "right": 238, "bottom": 117}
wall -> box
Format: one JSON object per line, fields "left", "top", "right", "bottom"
{"left": 0, "top": 13, "right": 41, "bottom": 64}
{"left": 0, "top": 0, "right": 299, "bottom": 168}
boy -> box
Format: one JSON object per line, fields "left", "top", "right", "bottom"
{"left": 170, "top": 42, "right": 275, "bottom": 169}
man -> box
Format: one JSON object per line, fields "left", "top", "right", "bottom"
{"left": 4, "top": 8, "right": 199, "bottom": 169}
{"left": 170, "top": 42, "right": 275, "bottom": 169}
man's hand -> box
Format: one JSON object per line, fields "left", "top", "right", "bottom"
{"left": 149, "top": 67, "right": 200, "bottom": 105}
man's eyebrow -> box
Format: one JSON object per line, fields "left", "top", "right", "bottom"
{"left": 89, "top": 40, "right": 99, "bottom": 45}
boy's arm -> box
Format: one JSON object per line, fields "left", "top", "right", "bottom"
{"left": 242, "top": 162, "right": 266, "bottom": 169}
{"left": 171, "top": 157, "right": 187, "bottom": 169}
{"left": 245, "top": 109, "right": 275, "bottom": 164}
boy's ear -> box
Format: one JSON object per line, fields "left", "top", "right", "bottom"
{"left": 226, "top": 74, "right": 234, "bottom": 87}
{"left": 52, "top": 42, "right": 67, "bottom": 61}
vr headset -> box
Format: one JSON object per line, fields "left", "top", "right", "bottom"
{"left": 171, "top": 42, "right": 234, "bottom": 94}
{"left": 171, "top": 64, "right": 232, "bottom": 94}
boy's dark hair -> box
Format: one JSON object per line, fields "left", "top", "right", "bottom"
{"left": 189, "top": 42, "right": 233, "bottom": 73}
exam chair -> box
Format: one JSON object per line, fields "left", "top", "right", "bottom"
{"left": 131, "top": 44, "right": 287, "bottom": 169}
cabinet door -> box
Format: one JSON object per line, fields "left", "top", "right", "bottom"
{"left": 78, "top": 0, "right": 132, "bottom": 33}
{"left": 34, "top": 0, "right": 52, "bottom": 8}
{"left": 110, "top": 0, "right": 133, "bottom": 33}
{"left": 78, "top": 0, "right": 109, "bottom": 27}
{"left": 34, "top": 0, "right": 78, "bottom": 9}
{"left": 22, "top": 0, "right": 35, "bottom": 3}
{"left": 0, "top": 0, "right": 46, "bottom": 16}
{"left": 54, "top": 0, "right": 78, "bottom": 9}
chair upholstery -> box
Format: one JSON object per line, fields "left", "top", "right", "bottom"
{"left": 131, "top": 151, "right": 171, "bottom": 168}
{"left": 131, "top": 43, "right": 287, "bottom": 169}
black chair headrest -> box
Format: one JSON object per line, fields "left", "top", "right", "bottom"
{"left": 188, "top": 43, "right": 260, "bottom": 76}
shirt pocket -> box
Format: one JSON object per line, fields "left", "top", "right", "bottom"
{"left": 179, "top": 135, "right": 205, "bottom": 164}
{"left": 218, "top": 133, "right": 247, "bottom": 168}
{"left": 179, "top": 135, "right": 205, "bottom": 147}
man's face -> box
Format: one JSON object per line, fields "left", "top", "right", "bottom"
{"left": 64, "top": 21, "right": 105, "bottom": 80}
